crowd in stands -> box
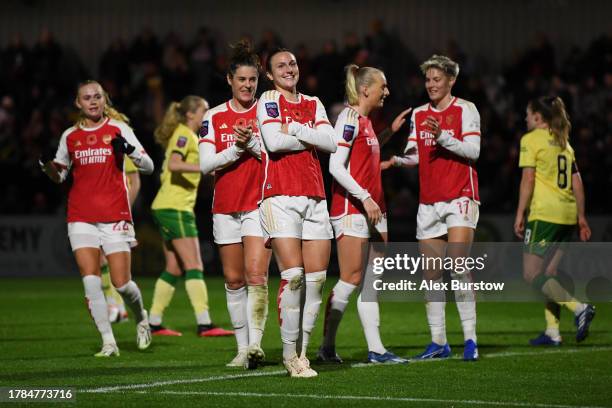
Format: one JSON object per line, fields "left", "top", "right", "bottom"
{"left": 1, "top": 23, "right": 610, "bottom": 224}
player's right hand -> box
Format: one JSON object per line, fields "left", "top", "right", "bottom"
{"left": 513, "top": 214, "right": 525, "bottom": 239}
{"left": 363, "top": 197, "right": 382, "bottom": 226}
{"left": 578, "top": 216, "right": 591, "bottom": 241}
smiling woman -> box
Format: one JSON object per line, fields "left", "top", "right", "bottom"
{"left": 256, "top": 48, "right": 336, "bottom": 378}
{"left": 198, "top": 40, "right": 272, "bottom": 370}
{"left": 39, "top": 80, "right": 154, "bottom": 357}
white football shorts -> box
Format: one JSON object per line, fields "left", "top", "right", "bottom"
{"left": 213, "top": 209, "right": 263, "bottom": 244}
{"left": 416, "top": 197, "right": 479, "bottom": 240}
{"left": 259, "top": 195, "right": 333, "bottom": 245}
{"left": 331, "top": 213, "right": 388, "bottom": 239}
{"left": 68, "top": 221, "right": 136, "bottom": 254}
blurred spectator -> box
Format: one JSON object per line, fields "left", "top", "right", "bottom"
{"left": 0, "top": 23, "right": 609, "bottom": 220}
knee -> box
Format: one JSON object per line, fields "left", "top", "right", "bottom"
{"left": 111, "top": 274, "right": 129, "bottom": 288}
{"left": 523, "top": 270, "right": 537, "bottom": 284}
{"left": 244, "top": 263, "right": 268, "bottom": 286}
{"left": 343, "top": 269, "right": 363, "bottom": 286}
{"left": 246, "top": 272, "right": 268, "bottom": 286}
{"left": 165, "top": 264, "right": 182, "bottom": 277}
{"left": 225, "top": 278, "right": 246, "bottom": 290}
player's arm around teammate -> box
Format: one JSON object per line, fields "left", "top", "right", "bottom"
{"left": 40, "top": 80, "right": 153, "bottom": 357}
{"left": 256, "top": 48, "right": 336, "bottom": 378}
{"left": 149, "top": 96, "right": 233, "bottom": 338}
{"left": 319, "top": 64, "right": 411, "bottom": 364}
{"left": 514, "top": 96, "right": 595, "bottom": 346}
{"left": 198, "top": 41, "right": 272, "bottom": 369}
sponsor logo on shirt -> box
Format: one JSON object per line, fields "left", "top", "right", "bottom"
{"left": 343, "top": 125, "right": 355, "bottom": 142}
{"left": 199, "top": 121, "right": 209, "bottom": 138}
{"left": 74, "top": 147, "right": 113, "bottom": 165}
{"left": 177, "top": 136, "right": 188, "bottom": 148}
{"left": 265, "top": 102, "right": 279, "bottom": 118}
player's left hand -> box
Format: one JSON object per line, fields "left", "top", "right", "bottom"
{"left": 380, "top": 157, "right": 396, "bottom": 171}
{"left": 233, "top": 125, "right": 252, "bottom": 149}
{"left": 514, "top": 213, "right": 525, "bottom": 239}
{"left": 280, "top": 122, "right": 289, "bottom": 134}
{"left": 111, "top": 134, "right": 135, "bottom": 155}
{"left": 578, "top": 216, "right": 591, "bottom": 242}
{"left": 390, "top": 108, "right": 412, "bottom": 134}
{"left": 422, "top": 116, "right": 441, "bottom": 138}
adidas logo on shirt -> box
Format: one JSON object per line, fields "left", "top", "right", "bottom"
{"left": 220, "top": 123, "right": 228, "bottom": 129}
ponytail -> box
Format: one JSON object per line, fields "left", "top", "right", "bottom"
{"left": 529, "top": 96, "right": 571, "bottom": 150}
{"left": 345, "top": 64, "right": 360, "bottom": 105}
{"left": 549, "top": 97, "right": 571, "bottom": 151}
{"left": 344, "top": 64, "right": 385, "bottom": 106}
{"left": 154, "top": 96, "right": 207, "bottom": 149}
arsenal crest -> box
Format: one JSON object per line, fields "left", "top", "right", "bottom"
{"left": 102, "top": 134, "right": 112, "bottom": 145}
{"left": 265, "top": 102, "right": 279, "bottom": 118}
{"left": 446, "top": 115, "right": 455, "bottom": 126}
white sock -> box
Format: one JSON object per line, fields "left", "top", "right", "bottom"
{"left": 357, "top": 292, "right": 386, "bottom": 354}
{"left": 83, "top": 275, "right": 116, "bottom": 345}
{"left": 425, "top": 277, "right": 447, "bottom": 345}
{"left": 247, "top": 285, "right": 268, "bottom": 347}
{"left": 545, "top": 327, "right": 561, "bottom": 341}
{"left": 196, "top": 310, "right": 212, "bottom": 325}
{"left": 300, "top": 270, "right": 326, "bottom": 358}
{"left": 452, "top": 271, "right": 477, "bottom": 342}
{"left": 278, "top": 267, "right": 303, "bottom": 360}
{"left": 116, "top": 280, "right": 145, "bottom": 323}
{"left": 322, "top": 279, "right": 356, "bottom": 349}
{"left": 226, "top": 285, "right": 248, "bottom": 351}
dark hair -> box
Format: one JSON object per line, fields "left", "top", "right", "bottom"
{"left": 228, "top": 40, "right": 261, "bottom": 77}
{"left": 528, "top": 96, "right": 571, "bottom": 150}
{"left": 265, "top": 47, "right": 292, "bottom": 73}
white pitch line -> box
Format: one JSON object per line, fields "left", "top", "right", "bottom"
{"left": 83, "top": 346, "right": 612, "bottom": 393}
{"left": 142, "top": 390, "right": 610, "bottom": 408}
{"left": 84, "top": 370, "right": 286, "bottom": 393}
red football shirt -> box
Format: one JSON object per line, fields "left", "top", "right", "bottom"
{"left": 257, "top": 92, "right": 331, "bottom": 200}
{"left": 410, "top": 97, "right": 480, "bottom": 204}
{"left": 199, "top": 101, "right": 262, "bottom": 214}
{"left": 54, "top": 118, "right": 146, "bottom": 223}
{"left": 330, "top": 107, "right": 386, "bottom": 217}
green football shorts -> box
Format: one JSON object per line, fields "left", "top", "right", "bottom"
{"left": 523, "top": 219, "right": 574, "bottom": 257}
{"left": 152, "top": 209, "right": 198, "bottom": 241}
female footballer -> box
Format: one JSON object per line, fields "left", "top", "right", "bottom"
{"left": 256, "top": 48, "right": 336, "bottom": 377}
{"left": 199, "top": 41, "right": 272, "bottom": 369}
{"left": 319, "top": 64, "right": 411, "bottom": 364}
{"left": 40, "top": 80, "right": 153, "bottom": 357}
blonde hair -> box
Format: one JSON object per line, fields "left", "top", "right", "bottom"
{"left": 75, "top": 80, "right": 129, "bottom": 126}
{"left": 529, "top": 96, "right": 571, "bottom": 150}
{"left": 154, "top": 95, "right": 207, "bottom": 148}
{"left": 345, "top": 64, "right": 384, "bottom": 105}
{"left": 420, "top": 55, "right": 460, "bottom": 78}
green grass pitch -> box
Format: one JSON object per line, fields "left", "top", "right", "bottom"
{"left": 0, "top": 277, "right": 610, "bottom": 407}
